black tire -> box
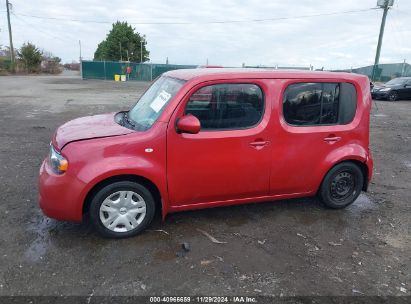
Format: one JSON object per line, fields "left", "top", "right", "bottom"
{"left": 319, "top": 162, "right": 363, "bottom": 209}
{"left": 387, "top": 91, "right": 398, "bottom": 102}
{"left": 89, "top": 181, "right": 156, "bottom": 238}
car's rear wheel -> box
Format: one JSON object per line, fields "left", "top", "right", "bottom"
{"left": 387, "top": 91, "right": 398, "bottom": 101}
{"left": 89, "top": 181, "right": 155, "bottom": 238}
{"left": 319, "top": 162, "right": 363, "bottom": 209}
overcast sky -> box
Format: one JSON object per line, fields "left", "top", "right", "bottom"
{"left": 1, "top": 0, "right": 410, "bottom": 69}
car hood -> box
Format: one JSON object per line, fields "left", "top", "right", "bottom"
{"left": 52, "top": 112, "right": 134, "bottom": 150}
{"left": 373, "top": 84, "right": 401, "bottom": 91}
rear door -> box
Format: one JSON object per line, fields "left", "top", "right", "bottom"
{"left": 269, "top": 79, "right": 358, "bottom": 195}
{"left": 167, "top": 80, "right": 272, "bottom": 206}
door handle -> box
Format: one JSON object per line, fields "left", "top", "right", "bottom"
{"left": 250, "top": 140, "right": 269, "bottom": 148}
{"left": 323, "top": 136, "right": 341, "bottom": 144}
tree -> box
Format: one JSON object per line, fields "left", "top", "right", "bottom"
{"left": 94, "top": 21, "right": 149, "bottom": 62}
{"left": 17, "top": 42, "right": 42, "bottom": 73}
{"left": 42, "top": 50, "right": 61, "bottom": 64}
{"left": 41, "top": 51, "right": 62, "bottom": 74}
{"left": 0, "top": 46, "right": 13, "bottom": 72}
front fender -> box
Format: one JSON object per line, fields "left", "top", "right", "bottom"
{"left": 61, "top": 128, "right": 169, "bottom": 220}
{"left": 75, "top": 156, "right": 169, "bottom": 220}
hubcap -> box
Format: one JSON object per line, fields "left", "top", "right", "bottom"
{"left": 330, "top": 171, "right": 355, "bottom": 201}
{"left": 99, "top": 190, "right": 146, "bottom": 233}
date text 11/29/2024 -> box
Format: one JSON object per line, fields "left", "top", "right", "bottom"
{"left": 149, "top": 296, "right": 257, "bottom": 303}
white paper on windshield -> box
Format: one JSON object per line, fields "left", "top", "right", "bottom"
{"left": 150, "top": 90, "right": 172, "bottom": 113}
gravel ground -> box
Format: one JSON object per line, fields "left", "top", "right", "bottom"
{"left": 0, "top": 75, "right": 409, "bottom": 298}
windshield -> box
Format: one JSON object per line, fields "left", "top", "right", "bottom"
{"left": 128, "top": 76, "right": 185, "bottom": 130}
{"left": 385, "top": 78, "right": 406, "bottom": 86}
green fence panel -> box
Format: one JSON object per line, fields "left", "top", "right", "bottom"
{"left": 130, "top": 64, "right": 152, "bottom": 81}
{"left": 81, "top": 61, "right": 196, "bottom": 81}
{"left": 82, "top": 61, "right": 105, "bottom": 79}
{"left": 335, "top": 63, "right": 411, "bottom": 82}
{"left": 151, "top": 64, "right": 197, "bottom": 79}
{"left": 104, "top": 61, "right": 121, "bottom": 80}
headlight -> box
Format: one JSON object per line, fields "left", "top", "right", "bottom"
{"left": 380, "top": 88, "right": 391, "bottom": 92}
{"left": 49, "top": 145, "right": 68, "bottom": 174}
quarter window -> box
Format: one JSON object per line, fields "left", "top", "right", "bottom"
{"left": 283, "top": 82, "right": 356, "bottom": 126}
{"left": 185, "top": 84, "right": 264, "bottom": 130}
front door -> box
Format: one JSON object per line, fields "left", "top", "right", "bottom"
{"left": 167, "top": 81, "right": 272, "bottom": 206}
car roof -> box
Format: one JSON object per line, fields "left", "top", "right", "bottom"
{"left": 164, "top": 68, "right": 368, "bottom": 82}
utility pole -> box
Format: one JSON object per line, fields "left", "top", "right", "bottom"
{"left": 79, "top": 40, "right": 82, "bottom": 61}
{"left": 119, "top": 42, "right": 122, "bottom": 61}
{"left": 140, "top": 40, "right": 143, "bottom": 63}
{"left": 79, "top": 40, "right": 82, "bottom": 77}
{"left": 372, "top": 0, "right": 394, "bottom": 81}
{"left": 6, "top": 0, "right": 15, "bottom": 71}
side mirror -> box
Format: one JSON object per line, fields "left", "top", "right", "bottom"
{"left": 176, "top": 114, "right": 201, "bottom": 134}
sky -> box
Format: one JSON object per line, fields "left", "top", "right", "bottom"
{"left": 0, "top": 0, "right": 410, "bottom": 69}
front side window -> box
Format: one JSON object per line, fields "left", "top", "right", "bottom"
{"left": 185, "top": 83, "right": 264, "bottom": 130}
{"left": 283, "top": 82, "right": 356, "bottom": 126}
{"left": 128, "top": 76, "right": 185, "bottom": 131}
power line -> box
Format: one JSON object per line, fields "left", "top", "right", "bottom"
{"left": 12, "top": 8, "right": 377, "bottom": 25}
{"left": 11, "top": 12, "right": 72, "bottom": 44}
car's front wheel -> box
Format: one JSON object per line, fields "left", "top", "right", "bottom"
{"left": 89, "top": 181, "right": 155, "bottom": 238}
{"left": 319, "top": 162, "right": 364, "bottom": 209}
{"left": 387, "top": 91, "right": 398, "bottom": 101}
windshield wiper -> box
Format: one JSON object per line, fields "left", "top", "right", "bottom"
{"left": 122, "top": 111, "right": 136, "bottom": 128}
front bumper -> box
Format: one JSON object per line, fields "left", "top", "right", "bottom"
{"left": 371, "top": 90, "right": 390, "bottom": 99}
{"left": 38, "top": 159, "right": 85, "bottom": 222}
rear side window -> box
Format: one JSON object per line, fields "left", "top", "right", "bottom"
{"left": 283, "top": 82, "right": 356, "bottom": 126}
{"left": 185, "top": 83, "right": 264, "bottom": 130}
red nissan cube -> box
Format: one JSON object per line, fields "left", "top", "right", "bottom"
{"left": 39, "top": 69, "right": 373, "bottom": 238}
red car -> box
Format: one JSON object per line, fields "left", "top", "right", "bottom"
{"left": 39, "top": 69, "right": 373, "bottom": 238}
